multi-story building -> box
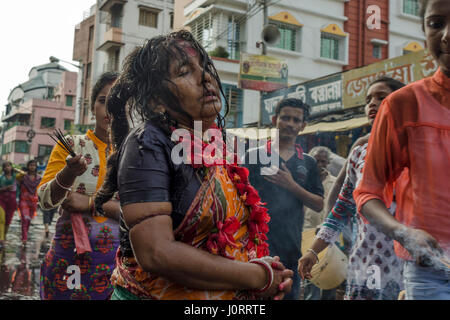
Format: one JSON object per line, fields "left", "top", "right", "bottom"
{"left": 73, "top": 4, "right": 97, "bottom": 127}
{"left": 72, "top": 0, "right": 175, "bottom": 127}
{"left": 174, "top": 0, "right": 425, "bottom": 127}
{"left": 1, "top": 60, "right": 76, "bottom": 165}
{"left": 345, "top": 0, "right": 425, "bottom": 70}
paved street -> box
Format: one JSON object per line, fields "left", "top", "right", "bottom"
{"left": 0, "top": 210, "right": 55, "bottom": 300}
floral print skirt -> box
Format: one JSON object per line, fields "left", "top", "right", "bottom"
{"left": 40, "top": 211, "right": 119, "bottom": 300}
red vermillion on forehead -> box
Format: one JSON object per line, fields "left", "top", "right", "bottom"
{"left": 175, "top": 39, "right": 198, "bottom": 57}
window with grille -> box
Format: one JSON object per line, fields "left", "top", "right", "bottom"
{"left": 139, "top": 8, "right": 158, "bottom": 28}
{"left": 38, "top": 145, "right": 53, "bottom": 157}
{"left": 189, "top": 13, "right": 214, "bottom": 51}
{"left": 227, "top": 17, "right": 241, "bottom": 60}
{"left": 47, "top": 87, "right": 55, "bottom": 100}
{"left": 221, "top": 84, "right": 243, "bottom": 128}
{"left": 14, "top": 141, "right": 29, "bottom": 154}
{"left": 64, "top": 119, "right": 73, "bottom": 131}
{"left": 2, "top": 142, "right": 11, "bottom": 155}
{"left": 110, "top": 4, "right": 123, "bottom": 28}
{"left": 270, "top": 22, "right": 300, "bottom": 52}
{"left": 41, "top": 117, "right": 56, "bottom": 129}
{"left": 373, "top": 44, "right": 382, "bottom": 59}
{"left": 320, "top": 34, "right": 340, "bottom": 60}
{"left": 403, "top": 0, "right": 420, "bottom": 16}
{"left": 169, "top": 12, "right": 174, "bottom": 29}
{"left": 66, "top": 95, "right": 74, "bottom": 107}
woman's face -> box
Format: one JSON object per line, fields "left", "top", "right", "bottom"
{"left": 424, "top": 0, "right": 450, "bottom": 77}
{"left": 28, "top": 162, "right": 37, "bottom": 174}
{"left": 94, "top": 82, "right": 114, "bottom": 133}
{"left": 365, "top": 82, "right": 393, "bottom": 126}
{"left": 166, "top": 43, "right": 222, "bottom": 130}
{"left": 3, "top": 163, "right": 11, "bottom": 174}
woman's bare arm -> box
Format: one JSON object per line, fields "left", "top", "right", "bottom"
{"left": 124, "top": 202, "right": 292, "bottom": 295}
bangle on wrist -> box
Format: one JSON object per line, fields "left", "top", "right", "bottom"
{"left": 55, "top": 172, "right": 72, "bottom": 191}
{"left": 88, "top": 196, "right": 95, "bottom": 216}
{"left": 249, "top": 258, "right": 274, "bottom": 293}
{"left": 307, "top": 248, "right": 320, "bottom": 264}
{"left": 95, "top": 200, "right": 106, "bottom": 217}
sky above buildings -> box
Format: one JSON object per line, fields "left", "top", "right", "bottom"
{"left": 0, "top": 0, "right": 96, "bottom": 115}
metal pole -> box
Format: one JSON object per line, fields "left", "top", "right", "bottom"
{"left": 258, "top": 0, "right": 268, "bottom": 128}
{"left": 28, "top": 109, "right": 35, "bottom": 161}
{"left": 262, "top": 0, "right": 268, "bottom": 55}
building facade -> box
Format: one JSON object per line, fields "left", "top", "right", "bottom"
{"left": 73, "top": 0, "right": 175, "bottom": 126}
{"left": 1, "top": 61, "right": 76, "bottom": 165}
{"left": 73, "top": 5, "right": 97, "bottom": 127}
{"left": 174, "top": 0, "right": 425, "bottom": 127}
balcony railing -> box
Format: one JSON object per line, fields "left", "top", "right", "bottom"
{"left": 98, "top": 0, "right": 127, "bottom": 12}
{"left": 5, "top": 121, "right": 30, "bottom": 130}
{"left": 97, "top": 27, "right": 124, "bottom": 51}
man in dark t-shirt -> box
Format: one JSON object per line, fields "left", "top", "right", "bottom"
{"left": 244, "top": 98, "right": 324, "bottom": 300}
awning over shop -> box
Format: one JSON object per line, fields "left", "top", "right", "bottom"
{"left": 226, "top": 128, "right": 275, "bottom": 140}
{"left": 299, "top": 116, "right": 369, "bottom": 135}
{"left": 226, "top": 116, "right": 369, "bottom": 139}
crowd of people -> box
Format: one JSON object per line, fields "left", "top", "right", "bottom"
{"left": 0, "top": 0, "right": 448, "bottom": 300}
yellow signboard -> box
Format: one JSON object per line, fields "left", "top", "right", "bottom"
{"left": 343, "top": 50, "right": 438, "bottom": 109}
{"left": 239, "top": 53, "right": 288, "bottom": 92}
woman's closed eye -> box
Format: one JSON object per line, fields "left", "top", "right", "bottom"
{"left": 177, "top": 64, "right": 191, "bottom": 77}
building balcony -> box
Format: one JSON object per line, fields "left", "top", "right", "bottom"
{"left": 98, "top": 0, "right": 127, "bottom": 12}
{"left": 184, "top": 0, "right": 247, "bottom": 17}
{"left": 97, "top": 27, "right": 124, "bottom": 51}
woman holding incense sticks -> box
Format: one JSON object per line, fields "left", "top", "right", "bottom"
{"left": 38, "top": 72, "right": 121, "bottom": 300}
{"left": 15, "top": 160, "right": 41, "bottom": 247}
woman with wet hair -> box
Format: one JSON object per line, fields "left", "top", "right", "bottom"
{"left": 16, "top": 160, "right": 41, "bottom": 247}
{"left": 354, "top": 0, "right": 450, "bottom": 300}
{"left": 0, "top": 161, "right": 18, "bottom": 248}
{"left": 37, "top": 72, "right": 121, "bottom": 300}
{"left": 299, "top": 77, "right": 406, "bottom": 300}
{"left": 95, "top": 30, "right": 293, "bottom": 300}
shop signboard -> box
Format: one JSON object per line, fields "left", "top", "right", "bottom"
{"left": 343, "top": 49, "right": 438, "bottom": 109}
{"left": 238, "top": 53, "right": 288, "bottom": 92}
{"left": 260, "top": 73, "right": 343, "bottom": 125}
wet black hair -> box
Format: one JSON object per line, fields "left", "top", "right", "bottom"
{"left": 274, "top": 98, "right": 311, "bottom": 122}
{"left": 90, "top": 71, "right": 120, "bottom": 114}
{"left": 368, "top": 76, "right": 406, "bottom": 92}
{"left": 94, "top": 30, "right": 228, "bottom": 214}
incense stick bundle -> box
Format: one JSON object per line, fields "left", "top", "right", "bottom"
{"left": 48, "top": 129, "right": 76, "bottom": 157}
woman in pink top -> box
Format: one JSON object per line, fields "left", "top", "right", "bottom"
{"left": 353, "top": 0, "right": 450, "bottom": 300}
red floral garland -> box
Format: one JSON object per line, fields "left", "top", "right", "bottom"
{"left": 172, "top": 125, "right": 270, "bottom": 259}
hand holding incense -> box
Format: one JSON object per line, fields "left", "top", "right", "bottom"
{"left": 48, "top": 129, "right": 76, "bottom": 157}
